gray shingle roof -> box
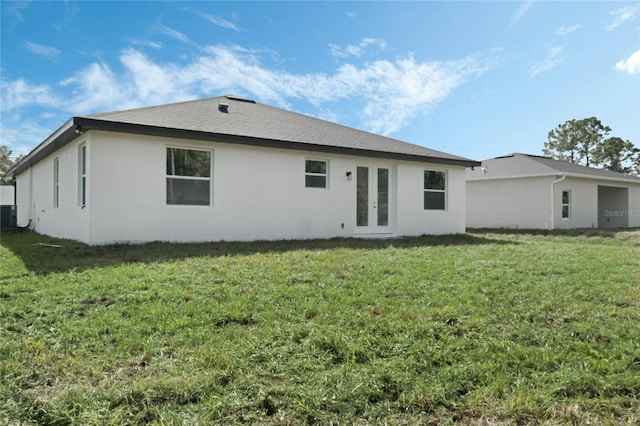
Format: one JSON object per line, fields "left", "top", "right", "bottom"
{"left": 8, "top": 95, "right": 479, "bottom": 177}
{"left": 80, "top": 95, "right": 477, "bottom": 166}
{"left": 466, "top": 153, "right": 640, "bottom": 183}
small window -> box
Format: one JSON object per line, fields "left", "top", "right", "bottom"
{"left": 424, "top": 170, "right": 446, "bottom": 210}
{"left": 562, "top": 190, "right": 570, "bottom": 219}
{"left": 305, "top": 159, "right": 328, "bottom": 188}
{"left": 78, "top": 144, "right": 87, "bottom": 207}
{"left": 166, "top": 147, "right": 212, "bottom": 206}
{"left": 53, "top": 158, "right": 60, "bottom": 208}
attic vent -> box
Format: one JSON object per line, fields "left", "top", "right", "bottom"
{"left": 218, "top": 103, "right": 229, "bottom": 113}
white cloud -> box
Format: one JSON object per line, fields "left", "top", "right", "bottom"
{"left": 555, "top": 25, "right": 581, "bottom": 36}
{"left": 605, "top": 6, "right": 638, "bottom": 31}
{"left": 61, "top": 62, "right": 131, "bottom": 114}
{"left": 159, "top": 25, "right": 190, "bottom": 43}
{"left": 615, "top": 49, "right": 640, "bottom": 75}
{"left": 0, "top": 78, "right": 61, "bottom": 111}
{"left": 199, "top": 13, "right": 240, "bottom": 31}
{"left": 24, "top": 41, "right": 61, "bottom": 58}
{"left": 329, "top": 38, "right": 387, "bottom": 59}
{"left": 530, "top": 46, "right": 564, "bottom": 77}
{"left": 0, "top": 44, "right": 493, "bottom": 149}
{"left": 509, "top": 0, "right": 534, "bottom": 27}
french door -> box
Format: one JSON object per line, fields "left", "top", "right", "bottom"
{"left": 355, "top": 164, "right": 393, "bottom": 234}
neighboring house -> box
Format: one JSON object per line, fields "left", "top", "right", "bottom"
{"left": 6, "top": 95, "right": 479, "bottom": 245}
{"left": 466, "top": 153, "right": 640, "bottom": 230}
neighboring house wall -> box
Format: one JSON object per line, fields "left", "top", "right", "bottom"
{"left": 17, "top": 131, "right": 467, "bottom": 244}
{"left": 467, "top": 175, "right": 640, "bottom": 230}
{"left": 466, "top": 176, "right": 552, "bottom": 229}
{"left": 0, "top": 186, "right": 14, "bottom": 205}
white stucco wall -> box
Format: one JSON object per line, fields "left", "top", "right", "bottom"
{"left": 0, "top": 186, "right": 14, "bottom": 205}
{"left": 15, "top": 130, "right": 468, "bottom": 244}
{"left": 466, "top": 176, "right": 553, "bottom": 229}
{"left": 467, "top": 175, "right": 640, "bottom": 230}
{"left": 15, "top": 137, "right": 90, "bottom": 241}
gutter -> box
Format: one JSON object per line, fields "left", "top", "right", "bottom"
{"left": 549, "top": 174, "right": 566, "bottom": 230}
{"left": 7, "top": 117, "right": 480, "bottom": 178}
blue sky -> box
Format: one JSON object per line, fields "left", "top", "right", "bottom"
{"left": 1, "top": 1, "right": 639, "bottom": 161}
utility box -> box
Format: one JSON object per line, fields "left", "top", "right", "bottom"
{"left": 0, "top": 205, "right": 17, "bottom": 229}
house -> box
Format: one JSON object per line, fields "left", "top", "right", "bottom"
{"left": 466, "top": 153, "right": 640, "bottom": 230}
{"left": 6, "top": 95, "right": 480, "bottom": 245}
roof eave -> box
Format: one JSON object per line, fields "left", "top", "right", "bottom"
{"left": 74, "top": 117, "right": 480, "bottom": 167}
{"left": 467, "top": 171, "right": 640, "bottom": 184}
{"left": 9, "top": 117, "right": 479, "bottom": 178}
{"left": 7, "top": 118, "right": 78, "bottom": 178}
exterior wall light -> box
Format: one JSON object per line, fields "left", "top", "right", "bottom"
{"left": 346, "top": 171, "right": 352, "bottom": 180}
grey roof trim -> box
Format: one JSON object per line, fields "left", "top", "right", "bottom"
{"left": 77, "top": 117, "right": 480, "bottom": 167}
{"left": 6, "top": 119, "right": 78, "bottom": 177}
{"left": 466, "top": 153, "right": 640, "bottom": 184}
{"left": 467, "top": 172, "right": 640, "bottom": 185}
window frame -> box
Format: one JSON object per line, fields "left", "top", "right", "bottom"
{"left": 166, "top": 146, "right": 213, "bottom": 206}
{"left": 561, "top": 190, "right": 570, "bottom": 220}
{"left": 305, "top": 158, "right": 329, "bottom": 189}
{"left": 53, "top": 157, "right": 60, "bottom": 209}
{"left": 78, "top": 143, "right": 87, "bottom": 208}
{"left": 423, "top": 169, "right": 447, "bottom": 211}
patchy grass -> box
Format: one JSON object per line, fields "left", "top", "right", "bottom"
{"left": 1, "top": 229, "right": 639, "bottom": 425}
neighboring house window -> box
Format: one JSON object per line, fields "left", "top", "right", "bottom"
{"left": 78, "top": 144, "right": 87, "bottom": 207}
{"left": 562, "top": 190, "right": 570, "bottom": 219}
{"left": 305, "top": 159, "right": 328, "bottom": 188}
{"left": 424, "top": 170, "right": 446, "bottom": 210}
{"left": 53, "top": 157, "right": 60, "bottom": 208}
{"left": 166, "top": 147, "right": 212, "bottom": 206}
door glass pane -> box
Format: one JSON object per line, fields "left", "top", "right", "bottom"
{"left": 377, "top": 168, "right": 389, "bottom": 226}
{"left": 356, "top": 167, "right": 368, "bottom": 226}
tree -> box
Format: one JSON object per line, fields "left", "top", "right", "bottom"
{"left": 592, "top": 137, "right": 639, "bottom": 174}
{"left": 543, "top": 117, "right": 611, "bottom": 167}
{"left": 0, "top": 145, "right": 19, "bottom": 185}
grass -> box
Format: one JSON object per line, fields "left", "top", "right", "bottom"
{"left": 1, "top": 228, "right": 639, "bottom": 425}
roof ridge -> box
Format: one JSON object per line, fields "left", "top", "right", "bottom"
{"left": 83, "top": 96, "right": 226, "bottom": 118}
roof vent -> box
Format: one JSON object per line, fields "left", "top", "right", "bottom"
{"left": 218, "top": 103, "right": 229, "bottom": 113}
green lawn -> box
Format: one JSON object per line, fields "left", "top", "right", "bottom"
{"left": 1, "top": 229, "right": 639, "bottom": 425}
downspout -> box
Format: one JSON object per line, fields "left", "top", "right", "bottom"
{"left": 549, "top": 174, "right": 566, "bottom": 230}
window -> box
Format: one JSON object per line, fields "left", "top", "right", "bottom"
{"left": 166, "top": 147, "right": 212, "bottom": 205}
{"left": 78, "top": 144, "right": 87, "bottom": 207}
{"left": 53, "top": 158, "right": 60, "bottom": 208}
{"left": 424, "top": 170, "right": 446, "bottom": 210}
{"left": 305, "top": 159, "right": 328, "bottom": 188}
{"left": 562, "top": 190, "right": 570, "bottom": 219}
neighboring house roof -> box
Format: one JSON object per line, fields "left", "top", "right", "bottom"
{"left": 466, "top": 153, "right": 640, "bottom": 184}
{"left": 7, "top": 95, "right": 479, "bottom": 177}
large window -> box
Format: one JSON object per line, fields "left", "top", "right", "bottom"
{"left": 305, "top": 159, "right": 328, "bottom": 188}
{"left": 562, "top": 190, "right": 570, "bottom": 219}
{"left": 53, "top": 157, "right": 60, "bottom": 209}
{"left": 424, "top": 170, "right": 446, "bottom": 210}
{"left": 166, "top": 147, "right": 212, "bottom": 206}
{"left": 78, "top": 144, "right": 87, "bottom": 207}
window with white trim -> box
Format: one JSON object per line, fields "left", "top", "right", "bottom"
{"left": 78, "top": 144, "right": 87, "bottom": 207}
{"left": 305, "top": 159, "right": 328, "bottom": 188}
{"left": 562, "top": 190, "right": 570, "bottom": 219}
{"left": 424, "top": 170, "right": 446, "bottom": 210}
{"left": 166, "top": 147, "right": 212, "bottom": 206}
{"left": 53, "top": 157, "right": 60, "bottom": 209}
